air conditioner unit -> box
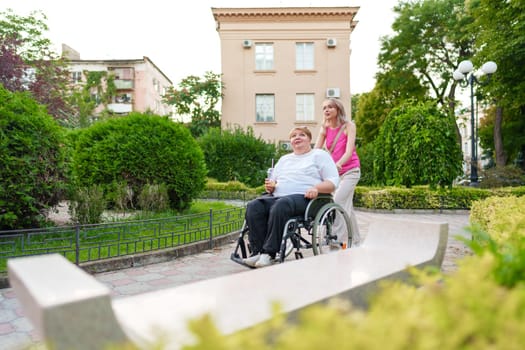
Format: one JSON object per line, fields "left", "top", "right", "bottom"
{"left": 281, "top": 142, "right": 292, "bottom": 151}
{"left": 326, "top": 38, "right": 337, "bottom": 48}
{"left": 326, "top": 88, "right": 341, "bottom": 98}
{"left": 242, "top": 39, "right": 253, "bottom": 48}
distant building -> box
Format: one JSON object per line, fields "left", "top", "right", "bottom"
{"left": 212, "top": 6, "right": 359, "bottom": 148}
{"left": 62, "top": 44, "right": 173, "bottom": 117}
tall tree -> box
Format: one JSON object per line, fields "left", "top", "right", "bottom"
{"left": 164, "top": 71, "right": 223, "bottom": 138}
{"left": 0, "top": 9, "right": 73, "bottom": 121}
{"left": 0, "top": 34, "right": 25, "bottom": 91}
{"left": 354, "top": 68, "right": 427, "bottom": 145}
{"left": 374, "top": 100, "right": 463, "bottom": 188}
{"left": 471, "top": 0, "right": 525, "bottom": 168}
{"left": 377, "top": 0, "right": 477, "bottom": 117}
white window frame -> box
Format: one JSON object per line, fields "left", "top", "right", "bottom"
{"left": 71, "top": 71, "right": 82, "bottom": 83}
{"left": 296, "top": 42, "right": 314, "bottom": 70}
{"left": 255, "top": 43, "right": 274, "bottom": 70}
{"left": 256, "top": 94, "right": 275, "bottom": 122}
{"left": 296, "top": 94, "right": 315, "bottom": 121}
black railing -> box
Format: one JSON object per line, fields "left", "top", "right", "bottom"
{"left": 0, "top": 207, "right": 245, "bottom": 273}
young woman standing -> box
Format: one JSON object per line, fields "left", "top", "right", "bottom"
{"left": 315, "top": 98, "right": 361, "bottom": 246}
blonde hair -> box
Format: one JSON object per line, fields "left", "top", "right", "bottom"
{"left": 288, "top": 126, "right": 312, "bottom": 140}
{"left": 325, "top": 98, "right": 349, "bottom": 124}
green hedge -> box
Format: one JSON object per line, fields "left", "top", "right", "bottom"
{"left": 204, "top": 182, "right": 525, "bottom": 211}
{"left": 70, "top": 113, "right": 206, "bottom": 212}
{"left": 198, "top": 127, "right": 276, "bottom": 188}
{"left": 0, "top": 86, "right": 66, "bottom": 229}
{"left": 354, "top": 185, "right": 525, "bottom": 210}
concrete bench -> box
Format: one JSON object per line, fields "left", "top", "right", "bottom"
{"left": 8, "top": 217, "right": 448, "bottom": 350}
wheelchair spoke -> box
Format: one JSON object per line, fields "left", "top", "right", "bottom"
{"left": 312, "top": 203, "right": 352, "bottom": 255}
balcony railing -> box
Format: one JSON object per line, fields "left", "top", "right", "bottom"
{"left": 114, "top": 79, "right": 133, "bottom": 89}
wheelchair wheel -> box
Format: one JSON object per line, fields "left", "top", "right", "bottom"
{"left": 311, "top": 203, "right": 352, "bottom": 255}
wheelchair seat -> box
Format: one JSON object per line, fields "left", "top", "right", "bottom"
{"left": 231, "top": 194, "right": 353, "bottom": 268}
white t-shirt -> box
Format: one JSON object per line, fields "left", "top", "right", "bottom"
{"left": 272, "top": 149, "right": 339, "bottom": 197}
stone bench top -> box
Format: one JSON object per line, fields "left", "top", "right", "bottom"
{"left": 8, "top": 217, "right": 448, "bottom": 350}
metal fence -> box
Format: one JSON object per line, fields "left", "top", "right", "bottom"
{"left": 0, "top": 207, "right": 245, "bottom": 273}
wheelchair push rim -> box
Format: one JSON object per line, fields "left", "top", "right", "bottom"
{"left": 311, "top": 203, "right": 352, "bottom": 255}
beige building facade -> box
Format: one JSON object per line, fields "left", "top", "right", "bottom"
{"left": 212, "top": 7, "right": 359, "bottom": 149}
{"left": 63, "top": 45, "right": 173, "bottom": 118}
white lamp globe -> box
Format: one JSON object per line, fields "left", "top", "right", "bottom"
{"left": 458, "top": 60, "right": 473, "bottom": 74}
{"left": 453, "top": 70, "right": 465, "bottom": 81}
{"left": 481, "top": 61, "right": 497, "bottom": 74}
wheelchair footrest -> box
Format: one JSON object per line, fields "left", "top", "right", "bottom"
{"left": 230, "top": 254, "right": 257, "bottom": 269}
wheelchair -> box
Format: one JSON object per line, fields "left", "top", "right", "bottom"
{"left": 231, "top": 194, "right": 353, "bottom": 268}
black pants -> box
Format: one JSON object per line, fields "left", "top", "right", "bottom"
{"left": 245, "top": 194, "right": 309, "bottom": 256}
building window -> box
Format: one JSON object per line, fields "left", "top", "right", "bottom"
{"left": 255, "top": 43, "right": 274, "bottom": 70}
{"left": 296, "top": 94, "right": 315, "bottom": 121}
{"left": 152, "top": 78, "right": 160, "bottom": 93}
{"left": 296, "top": 43, "right": 314, "bottom": 70}
{"left": 90, "top": 93, "right": 101, "bottom": 105}
{"left": 71, "top": 71, "right": 82, "bottom": 83}
{"left": 256, "top": 94, "right": 275, "bottom": 122}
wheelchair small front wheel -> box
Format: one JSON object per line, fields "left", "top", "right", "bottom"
{"left": 311, "top": 203, "right": 352, "bottom": 255}
{"left": 278, "top": 219, "right": 298, "bottom": 263}
{"left": 232, "top": 221, "right": 252, "bottom": 260}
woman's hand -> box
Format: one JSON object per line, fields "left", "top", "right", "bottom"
{"left": 264, "top": 179, "right": 276, "bottom": 194}
{"left": 304, "top": 187, "right": 319, "bottom": 199}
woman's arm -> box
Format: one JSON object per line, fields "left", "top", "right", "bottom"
{"left": 335, "top": 121, "right": 357, "bottom": 169}
{"left": 305, "top": 180, "right": 336, "bottom": 199}
{"left": 314, "top": 125, "right": 326, "bottom": 149}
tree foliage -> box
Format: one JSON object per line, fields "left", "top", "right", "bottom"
{"left": 164, "top": 71, "right": 223, "bottom": 137}
{"left": 198, "top": 126, "right": 276, "bottom": 187}
{"left": 354, "top": 65, "right": 428, "bottom": 146}
{"left": 374, "top": 100, "right": 463, "bottom": 188}
{"left": 0, "top": 9, "right": 73, "bottom": 121}
{"left": 471, "top": 0, "right": 525, "bottom": 168}
{"left": 0, "top": 34, "right": 25, "bottom": 91}
{"left": 70, "top": 113, "right": 207, "bottom": 212}
{"left": 378, "top": 0, "right": 476, "bottom": 112}
{"left": 0, "top": 85, "right": 67, "bottom": 229}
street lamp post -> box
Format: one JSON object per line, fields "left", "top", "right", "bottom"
{"left": 453, "top": 59, "right": 497, "bottom": 186}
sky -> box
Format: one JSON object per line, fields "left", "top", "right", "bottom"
{"left": 2, "top": 0, "right": 399, "bottom": 94}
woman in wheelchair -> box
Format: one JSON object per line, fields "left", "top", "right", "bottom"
{"left": 241, "top": 126, "right": 340, "bottom": 268}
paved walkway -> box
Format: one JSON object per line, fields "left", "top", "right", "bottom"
{"left": 0, "top": 211, "right": 471, "bottom": 350}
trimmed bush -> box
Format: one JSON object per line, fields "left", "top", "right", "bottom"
{"left": 138, "top": 183, "right": 169, "bottom": 212}
{"left": 68, "top": 185, "right": 106, "bottom": 224}
{"left": 470, "top": 195, "right": 525, "bottom": 244}
{"left": 70, "top": 113, "right": 206, "bottom": 211}
{"left": 354, "top": 186, "right": 492, "bottom": 210}
{"left": 0, "top": 86, "right": 66, "bottom": 229}
{"left": 479, "top": 165, "right": 525, "bottom": 188}
{"left": 198, "top": 126, "right": 276, "bottom": 187}
{"left": 374, "top": 100, "right": 463, "bottom": 188}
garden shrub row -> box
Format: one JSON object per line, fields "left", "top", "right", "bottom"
{"left": 204, "top": 182, "right": 525, "bottom": 210}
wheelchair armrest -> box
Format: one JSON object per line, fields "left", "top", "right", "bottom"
{"left": 304, "top": 194, "right": 333, "bottom": 220}
{"left": 316, "top": 194, "right": 333, "bottom": 200}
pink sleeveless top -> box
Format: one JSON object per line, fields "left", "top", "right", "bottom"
{"left": 325, "top": 124, "right": 360, "bottom": 175}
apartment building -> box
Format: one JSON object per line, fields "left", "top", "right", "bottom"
{"left": 212, "top": 7, "right": 359, "bottom": 149}
{"left": 62, "top": 44, "right": 173, "bottom": 117}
